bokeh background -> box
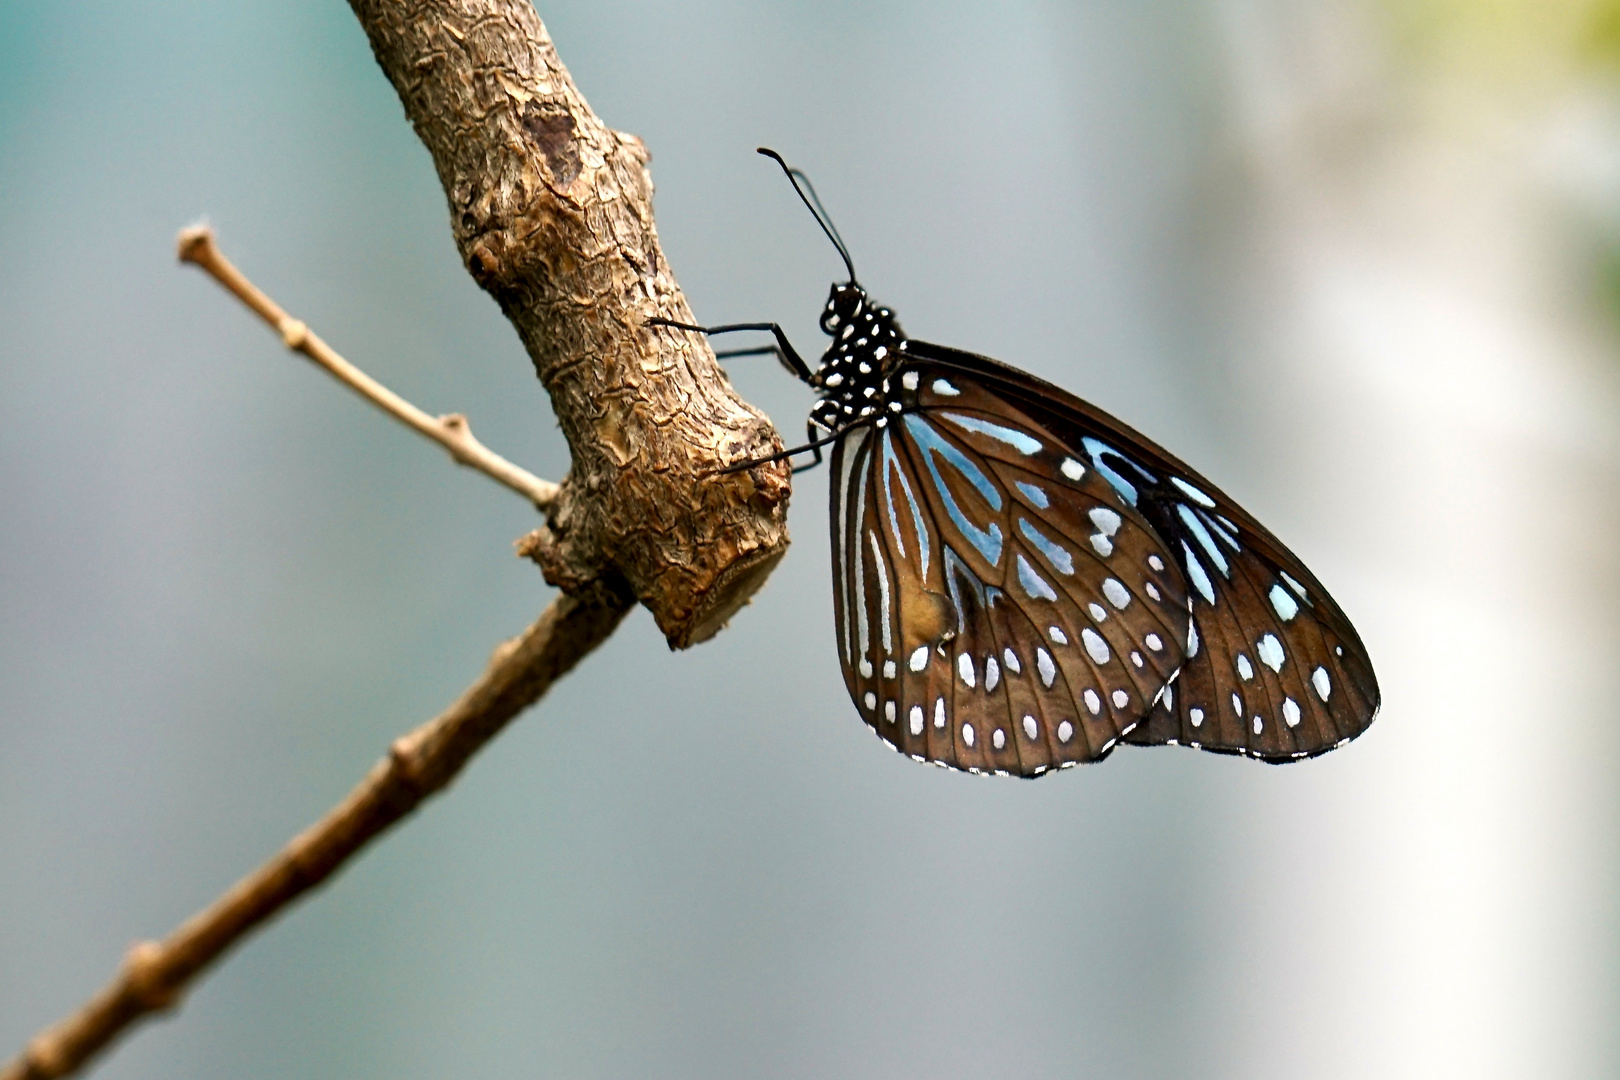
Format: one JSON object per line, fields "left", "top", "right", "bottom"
{"left": 3, "top": 1, "right": 1619, "bottom": 1077}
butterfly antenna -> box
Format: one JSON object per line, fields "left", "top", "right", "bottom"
{"left": 757, "top": 147, "right": 858, "bottom": 285}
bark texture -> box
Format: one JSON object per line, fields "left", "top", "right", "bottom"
{"left": 349, "top": 0, "right": 792, "bottom": 646}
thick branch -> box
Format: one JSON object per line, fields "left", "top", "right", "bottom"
{"left": 1, "top": 581, "right": 634, "bottom": 1080}
{"left": 177, "top": 225, "right": 561, "bottom": 509}
{"left": 349, "top": 0, "right": 792, "bottom": 648}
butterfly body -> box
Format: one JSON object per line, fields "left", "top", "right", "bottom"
{"left": 794, "top": 282, "right": 1379, "bottom": 776}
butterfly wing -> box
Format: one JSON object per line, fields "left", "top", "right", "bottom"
{"left": 897, "top": 340, "right": 1380, "bottom": 762}
{"left": 829, "top": 377, "right": 1193, "bottom": 775}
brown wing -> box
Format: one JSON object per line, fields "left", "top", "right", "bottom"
{"left": 828, "top": 374, "right": 1189, "bottom": 776}
{"left": 900, "top": 341, "right": 1381, "bottom": 763}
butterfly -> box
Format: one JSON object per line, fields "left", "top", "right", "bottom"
{"left": 652, "top": 149, "right": 1379, "bottom": 776}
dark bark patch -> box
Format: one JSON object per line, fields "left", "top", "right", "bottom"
{"left": 521, "top": 103, "right": 581, "bottom": 187}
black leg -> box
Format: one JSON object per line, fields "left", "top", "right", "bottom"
{"left": 647, "top": 317, "right": 814, "bottom": 383}
{"left": 712, "top": 343, "right": 804, "bottom": 380}
{"left": 716, "top": 421, "right": 849, "bottom": 476}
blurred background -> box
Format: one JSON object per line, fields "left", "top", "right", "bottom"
{"left": 3, "top": 1, "right": 1618, "bottom": 1077}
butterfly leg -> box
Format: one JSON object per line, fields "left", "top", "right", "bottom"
{"left": 713, "top": 421, "right": 852, "bottom": 476}
{"left": 646, "top": 318, "right": 815, "bottom": 383}
{"left": 712, "top": 343, "right": 811, "bottom": 383}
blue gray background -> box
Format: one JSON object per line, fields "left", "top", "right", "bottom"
{"left": 4, "top": 2, "right": 1618, "bottom": 1078}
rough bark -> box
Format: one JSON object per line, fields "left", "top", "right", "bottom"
{"left": 349, "top": 0, "right": 792, "bottom": 646}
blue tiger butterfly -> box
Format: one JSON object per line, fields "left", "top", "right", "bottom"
{"left": 652, "top": 149, "right": 1379, "bottom": 776}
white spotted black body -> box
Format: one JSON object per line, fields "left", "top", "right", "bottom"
{"left": 807, "top": 283, "right": 913, "bottom": 438}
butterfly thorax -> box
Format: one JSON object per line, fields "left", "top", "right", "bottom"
{"left": 809, "top": 283, "right": 909, "bottom": 436}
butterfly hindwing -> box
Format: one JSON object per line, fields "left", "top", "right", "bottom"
{"left": 897, "top": 341, "right": 1381, "bottom": 763}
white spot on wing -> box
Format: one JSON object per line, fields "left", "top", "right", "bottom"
{"left": 1236, "top": 654, "right": 1253, "bottom": 681}
{"left": 1283, "top": 697, "right": 1301, "bottom": 727}
{"left": 1190, "top": 707, "right": 1204, "bottom": 727}
{"left": 1187, "top": 621, "right": 1200, "bottom": 657}
{"left": 1257, "top": 634, "right": 1285, "bottom": 672}
{"left": 1102, "top": 578, "right": 1131, "bottom": 609}
{"left": 1022, "top": 715, "right": 1038, "bottom": 740}
{"left": 1037, "top": 648, "right": 1057, "bottom": 688}
{"left": 909, "top": 645, "right": 929, "bottom": 673}
{"left": 909, "top": 705, "right": 924, "bottom": 735}
{"left": 961, "top": 722, "right": 975, "bottom": 747}
{"left": 883, "top": 660, "right": 896, "bottom": 679}
{"left": 1268, "top": 583, "right": 1300, "bottom": 621}
{"left": 1312, "top": 666, "right": 1332, "bottom": 701}
{"left": 957, "top": 653, "right": 976, "bottom": 688}
{"left": 1112, "top": 689, "right": 1129, "bottom": 708}
{"left": 884, "top": 700, "right": 896, "bottom": 723}
{"left": 1090, "top": 534, "right": 1113, "bottom": 557}
{"left": 931, "top": 378, "right": 960, "bottom": 397}
{"left": 859, "top": 658, "right": 873, "bottom": 678}
{"left": 901, "top": 371, "right": 919, "bottom": 390}
{"left": 1089, "top": 507, "right": 1122, "bottom": 536}
{"left": 1088, "top": 602, "right": 1107, "bottom": 622}
{"left": 1061, "top": 458, "right": 1085, "bottom": 481}
{"left": 934, "top": 698, "right": 946, "bottom": 729}
{"left": 1145, "top": 582, "right": 1160, "bottom": 601}
{"left": 1084, "top": 689, "right": 1101, "bottom": 715}
{"left": 1057, "top": 720, "right": 1074, "bottom": 742}
{"left": 864, "top": 692, "right": 876, "bottom": 710}
{"left": 1002, "top": 648, "right": 1021, "bottom": 674}
{"left": 985, "top": 656, "right": 1001, "bottom": 692}
{"left": 1081, "top": 629, "right": 1110, "bottom": 665}
{"left": 1146, "top": 633, "right": 1162, "bottom": 651}
{"left": 1148, "top": 554, "right": 1164, "bottom": 572}
{"left": 1048, "top": 626, "right": 1068, "bottom": 645}
{"left": 1253, "top": 715, "right": 1263, "bottom": 735}
{"left": 992, "top": 728, "right": 1006, "bottom": 750}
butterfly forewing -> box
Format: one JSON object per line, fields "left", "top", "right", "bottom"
{"left": 830, "top": 372, "right": 1193, "bottom": 775}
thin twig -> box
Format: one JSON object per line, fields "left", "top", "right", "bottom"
{"left": 177, "top": 225, "right": 561, "bottom": 510}
{"left": 1, "top": 581, "right": 634, "bottom": 1080}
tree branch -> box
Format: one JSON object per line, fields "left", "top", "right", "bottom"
{"left": 177, "top": 225, "right": 561, "bottom": 509}
{"left": 347, "top": 0, "right": 791, "bottom": 648}
{"left": 4, "top": 1, "right": 796, "bottom": 1075}
{"left": 2, "top": 582, "right": 634, "bottom": 1080}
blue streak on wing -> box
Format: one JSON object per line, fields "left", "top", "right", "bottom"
{"left": 1017, "top": 518, "right": 1074, "bottom": 576}
{"left": 881, "top": 430, "right": 930, "bottom": 579}
{"left": 1182, "top": 540, "right": 1216, "bottom": 604}
{"left": 1176, "top": 503, "right": 1229, "bottom": 576}
{"left": 904, "top": 415, "right": 1004, "bottom": 566}
{"left": 1016, "top": 554, "right": 1058, "bottom": 601}
{"left": 1197, "top": 505, "right": 1241, "bottom": 551}
{"left": 943, "top": 546, "right": 989, "bottom": 636}
{"left": 1014, "top": 481, "right": 1050, "bottom": 508}
{"left": 941, "top": 412, "right": 1043, "bottom": 455}
{"left": 1081, "top": 437, "right": 1157, "bottom": 506}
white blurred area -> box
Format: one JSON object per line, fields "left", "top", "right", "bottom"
{"left": 1207, "top": 2, "right": 1620, "bottom": 1075}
